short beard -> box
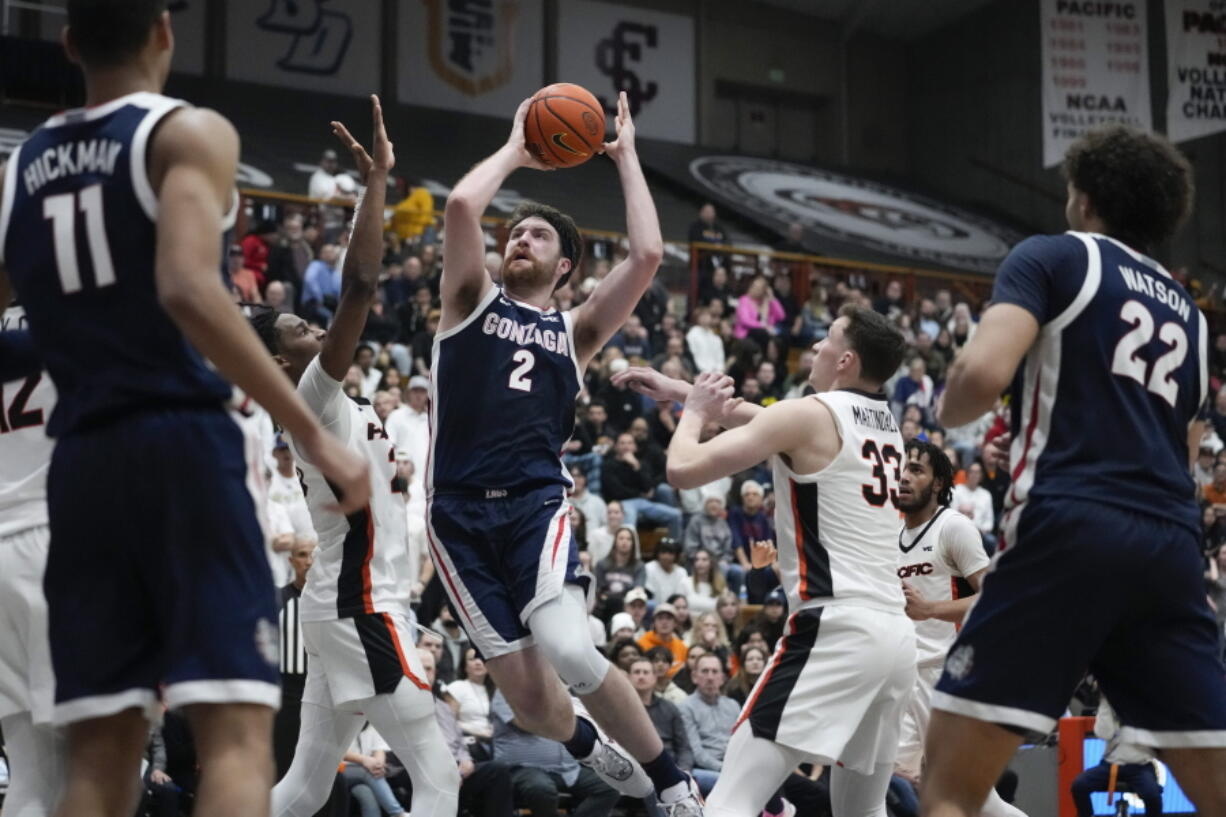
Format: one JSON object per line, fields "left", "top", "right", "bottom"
{"left": 500, "top": 256, "right": 554, "bottom": 292}
{"left": 898, "top": 483, "right": 934, "bottom": 514}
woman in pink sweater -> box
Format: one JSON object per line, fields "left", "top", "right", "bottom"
{"left": 733, "top": 275, "right": 785, "bottom": 340}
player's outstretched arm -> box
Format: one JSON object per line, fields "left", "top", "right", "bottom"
{"left": 666, "top": 372, "right": 815, "bottom": 489}
{"left": 318, "top": 95, "right": 394, "bottom": 382}
{"left": 571, "top": 92, "right": 664, "bottom": 368}
{"left": 612, "top": 365, "right": 763, "bottom": 428}
{"left": 151, "top": 107, "right": 370, "bottom": 514}
{"left": 441, "top": 99, "right": 549, "bottom": 332}
{"left": 938, "top": 303, "right": 1038, "bottom": 428}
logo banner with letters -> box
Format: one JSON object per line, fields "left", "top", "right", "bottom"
{"left": 1040, "top": 0, "right": 1152, "bottom": 168}
{"left": 398, "top": 0, "right": 544, "bottom": 116}
{"left": 1165, "top": 1, "right": 1226, "bottom": 144}
{"left": 557, "top": 0, "right": 695, "bottom": 144}
{"left": 225, "top": 0, "right": 382, "bottom": 95}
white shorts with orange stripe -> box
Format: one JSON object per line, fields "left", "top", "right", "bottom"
{"left": 737, "top": 604, "right": 917, "bottom": 774}
{"left": 302, "top": 611, "right": 430, "bottom": 707}
{"left": 895, "top": 662, "right": 943, "bottom": 778}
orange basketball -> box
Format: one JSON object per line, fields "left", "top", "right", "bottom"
{"left": 523, "top": 83, "right": 607, "bottom": 169}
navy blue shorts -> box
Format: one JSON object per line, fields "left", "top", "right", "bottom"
{"left": 932, "top": 497, "right": 1226, "bottom": 748}
{"left": 427, "top": 484, "right": 584, "bottom": 659}
{"left": 45, "top": 406, "right": 280, "bottom": 724}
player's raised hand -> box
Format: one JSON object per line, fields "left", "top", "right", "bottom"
{"left": 331, "top": 94, "right": 395, "bottom": 187}
{"left": 684, "top": 371, "right": 740, "bottom": 422}
{"left": 750, "top": 540, "right": 777, "bottom": 569}
{"left": 298, "top": 431, "right": 371, "bottom": 516}
{"left": 612, "top": 365, "right": 688, "bottom": 403}
{"left": 601, "top": 91, "right": 636, "bottom": 162}
{"left": 507, "top": 97, "right": 553, "bottom": 171}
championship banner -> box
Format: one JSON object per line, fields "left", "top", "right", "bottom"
{"left": 398, "top": 0, "right": 544, "bottom": 117}
{"left": 557, "top": 0, "right": 695, "bottom": 144}
{"left": 1165, "top": 1, "right": 1226, "bottom": 144}
{"left": 225, "top": 0, "right": 382, "bottom": 95}
{"left": 1040, "top": 0, "right": 1151, "bottom": 167}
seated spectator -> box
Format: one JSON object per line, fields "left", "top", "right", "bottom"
{"left": 417, "top": 629, "right": 455, "bottom": 686}
{"left": 391, "top": 178, "right": 436, "bottom": 244}
{"left": 637, "top": 602, "right": 687, "bottom": 677}
{"left": 568, "top": 467, "right": 607, "bottom": 536}
{"left": 734, "top": 275, "right": 785, "bottom": 346}
{"left": 667, "top": 593, "right": 692, "bottom": 638}
{"left": 447, "top": 647, "right": 496, "bottom": 758}
{"left": 698, "top": 265, "right": 736, "bottom": 315}
{"left": 601, "top": 433, "right": 682, "bottom": 539}
{"left": 629, "top": 656, "right": 696, "bottom": 817}
{"left": 644, "top": 538, "right": 691, "bottom": 603}
{"left": 679, "top": 654, "right": 740, "bottom": 796}
{"left": 672, "top": 643, "right": 705, "bottom": 694}
{"left": 585, "top": 500, "right": 623, "bottom": 567}
{"left": 715, "top": 590, "right": 743, "bottom": 644}
{"left": 607, "top": 313, "right": 654, "bottom": 362}
{"left": 724, "top": 645, "right": 768, "bottom": 706}
{"left": 687, "top": 611, "right": 732, "bottom": 671}
{"left": 227, "top": 243, "right": 262, "bottom": 303}
{"left": 490, "top": 690, "right": 620, "bottom": 817}
{"left": 753, "top": 586, "right": 788, "bottom": 648}
{"left": 1195, "top": 445, "right": 1216, "bottom": 489}
{"left": 141, "top": 721, "right": 183, "bottom": 817}
{"left": 607, "top": 637, "right": 644, "bottom": 672}
{"left": 343, "top": 723, "right": 408, "bottom": 817}
{"left": 645, "top": 645, "right": 689, "bottom": 704}
{"left": 953, "top": 462, "right": 996, "bottom": 553}
{"left": 685, "top": 306, "right": 726, "bottom": 374}
{"left": 729, "top": 625, "right": 771, "bottom": 676}
{"left": 874, "top": 279, "right": 905, "bottom": 318}
{"left": 687, "top": 548, "right": 727, "bottom": 615}
{"left": 608, "top": 612, "right": 638, "bottom": 642}
{"left": 1071, "top": 699, "right": 1163, "bottom": 817}
{"left": 1206, "top": 462, "right": 1226, "bottom": 506}
{"left": 595, "top": 526, "right": 645, "bottom": 616}
{"left": 728, "top": 481, "right": 778, "bottom": 603}
{"left": 623, "top": 586, "right": 650, "bottom": 631}
{"left": 892, "top": 356, "right": 934, "bottom": 421}
{"left": 683, "top": 496, "right": 743, "bottom": 598}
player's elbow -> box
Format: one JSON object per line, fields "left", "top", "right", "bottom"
{"left": 633, "top": 242, "right": 664, "bottom": 269}
{"left": 157, "top": 274, "right": 207, "bottom": 321}
{"left": 667, "top": 461, "right": 702, "bottom": 491}
{"left": 445, "top": 191, "right": 477, "bottom": 219}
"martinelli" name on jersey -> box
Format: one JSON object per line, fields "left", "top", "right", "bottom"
{"left": 1118, "top": 265, "right": 1192, "bottom": 322}
{"left": 482, "top": 312, "right": 570, "bottom": 355}
{"left": 851, "top": 404, "right": 899, "bottom": 432}
{"left": 22, "top": 139, "right": 124, "bottom": 196}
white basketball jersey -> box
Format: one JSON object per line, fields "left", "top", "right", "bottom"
{"left": 0, "top": 307, "right": 55, "bottom": 538}
{"left": 897, "top": 507, "right": 989, "bottom": 667}
{"left": 771, "top": 390, "right": 906, "bottom": 617}
{"left": 289, "top": 357, "right": 410, "bottom": 623}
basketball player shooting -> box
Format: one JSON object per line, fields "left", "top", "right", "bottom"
{"left": 615, "top": 305, "right": 918, "bottom": 817}
{"left": 427, "top": 91, "right": 703, "bottom": 815}
{"left": 250, "top": 97, "right": 460, "bottom": 817}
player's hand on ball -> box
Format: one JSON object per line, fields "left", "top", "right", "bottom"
{"left": 601, "top": 91, "right": 636, "bottom": 162}
{"left": 331, "top": 94, "right": 395, "bottom": 186}
{"left": 612, "top": 365, "right": 687, "bottom": 402}
{"left": 750, "top": 540, "right": 777, "bottom": 569}
{"left": 902, "top": 581, "right": 933, "bottom": 621}
{"left": 508, "top": 97, "right": 554, "bottom": 171}
{"left": 684, "top": 371, "right": 740, "bottom": 421}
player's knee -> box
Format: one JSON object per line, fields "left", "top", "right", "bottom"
{"left": 538, "top": 636, "right": 610, "bottom": 696}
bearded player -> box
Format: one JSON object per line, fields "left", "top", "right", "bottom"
{"left": 427, "top": 92, "right": 702, "bottom": 815}
{"left": 895, "top": 441, "right": 1025, "bottom": 817}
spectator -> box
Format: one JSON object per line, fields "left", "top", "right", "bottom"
{"left": 948, "top": 302, "right": 976, "bottom": 350}
{"left": 385, "top": 375, "right": 430, "bottom": 481}
{"left": 679, "top": 653, "right": 739, "bottom": 796}
{"left": 623, "top": 586, "right": 651, "bottom": 632}
{"left": 430, "top": 606, "right": 470, "bottom": 685}
{"left": 608, "top": 612, "right": 638, "bottom": 643}
{"left": 688, "top": 202, "right": 729, "bottom": 278}
{"left": 265, "top": 280, "right": 293, "bottom": 314}
{"left": 342, "top": 723, "right": 408, "bottom": 817}
{"left": 715, "top": 591, "right": 742, "bottom": 644}
{"left": 646, "top": 646, "right": 689, "bottom": 705}
{"left": 685, "top": 306, "right": 725, "bottom": 374}
{"left": 686, "top": 548, "right": 727, "bottom": 615}
{"left": 755, "top": 361, "right": 782, "bottom": 405}
{"left": 607, "top": 313, "right": 653, "bottom": 361}
{"left": 601, "top": 433, "right": 682, "bottom": 538}
{"left": 637, "top": 602, "right": 687, "bottom": 678}
{"left": 595, "top": 526, "right": 645, "bottom": 612}
{"left": 586, "top": 500, "right": 623, "bottom": 568}
{"left": 608, "top": 637, "right": 644, "bottom": 672}
{"left": 310, "top": 148, "right": 358, "bottom": 241}
{"left": 729, "top": 626, "right": 771, "bottom": 676}
{"left": 628, "top": 656, "right": 694, "bottom": 772}
{"left": 683, "top": 495, "right": 741, "bottom": 591}
{"left": 227, "top": 243, "right": 262, "bottom": 303}
{"left": 727, "top": 480, "right": 777, "bottom": 602}
{"left": 1071, "top": 699, "right": 1163, "bottom": 817}
{"left": 892, "top": 356, "right": 934, "bottom": 420}
{"left": 734, "top": 275, "right": 785, "bottom": 345}
{"left": 753, "top": 586, "right": 787, "bottom": 648}
{"left": 447, "top": 647, "right": 495, "bottom": 751}
{"left": 952, "top": 462, "right": 996, "bottom": 552}
{"left": 391, "top": 178, "right": 436, "bottom": 244}
{"left": 873, "top": 279, "right": 905, "bottom": 318}
{"left": 912, "top": 331, "right": 946, "bottom": 384}
{"left": 569, "top": 468, "right": 607, "bottom": 544}
{"left": 698, "top": 266, "right": 737, "bottom": 315}
{"left": 353, "top": 344, "right": 381, "bottom": 399}
{"left": 490, "top": 691, "right": 620, "bottom": 817}
{"left": 1195, "top": 445, "right": 1216, "bottom": 489}
{"left": 687, "top": 612, "right": 731, "bottom": 671}
{"left": 598, "top": 360, "right": 647, "bottom": 433}
{"left": 241, "top": 219, "right": 278, "bottom": 285}
{"left": 672, "top": 644, "right": 705, "bottom": 694}
{"left": 265, "top": 212, "right": 313, "bottom": 303}
{"left": 417, "top": 629, "right": 456, "bottom": 686}
{"left": 563, "top": 416, "right": 604, "bottom": 496}
{"left": 1205, "top": 463, "right": 1226, "bottom": 506}
{"left": 411, "top": 309, "right": 440, "bottom": 377}
{"left": 302, "top": 243, "right": 342, "bottom": 325}
{"left": 724, "top": 645, "right": 768, "bottom": 706}
{"left": 644, "top": 538, "right": 691, "bottom": 604}
{"left": 628, "top": 417, "right": 674, "bottom": 503}
{"left": 141, "top": 722, "right": 183, "bottom": 817}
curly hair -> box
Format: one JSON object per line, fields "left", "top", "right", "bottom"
{"left": 1063, "top": 126, "right": 1193, "bottom": 252}
{"left": 904, "top": 439, "right": 954, "bottom": 507}
{"left": 248, "top": 309, "right": 282, "bottom": 356}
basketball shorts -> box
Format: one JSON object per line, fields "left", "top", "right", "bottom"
{"left": 932, "top": 497, "right": 1226, "bottom": 748}
{"left": 427, "top": 484, "right": 586, "bottom": 659}
{"left": 45, "top": 406, "right": 281, "bottom": 725}
{"left": 0, "top": 525, "right": 54, "bottom": 725}
{"left": 895, "top": 662, "right": 943, "bottom": 778}
{"left": 302, "top": 611, "right": 430, "bottom": 707}
{"left": 736, "top": 604, "right": 917, "bottom": 774}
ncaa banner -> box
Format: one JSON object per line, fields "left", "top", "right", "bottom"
{"left": 1165, "top": 2, "right": 1226, "bottom": 143}
{"left": 1040, "top": 0, "right": 1152, "bottom": 167}
{"left": 557, "top": 0, "right": 695, "bottom": 144}
{"left": 225, "top": 0, "right": 382, "bottom": 95}
{"left": 398, "top": 0, "right": 544, "bottom": 116}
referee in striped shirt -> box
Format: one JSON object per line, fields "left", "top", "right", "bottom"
{"left": 275, "top": 539, "right": 314, "bottom": 776}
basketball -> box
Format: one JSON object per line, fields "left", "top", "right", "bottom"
{"left": 522, "top": 83, "right": 607, "bottom": 169}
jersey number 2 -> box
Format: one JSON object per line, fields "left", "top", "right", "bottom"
{"left": 508, "top": 350, "right": 535, "bottom": 392}
{"left": 861, "top": 439, "right": 901, "bottom": 509}
{"left": 1110, "top": 299, "right": 1187, "bottom": 408}
{"left": 43, "top": 184, "right": 116, "bottom": 294}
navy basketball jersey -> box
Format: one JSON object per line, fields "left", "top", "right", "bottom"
{"left": 994, "top": 231, "right": 1207, "bottom": 535}
{"left": 0, "top": 92, "right": 236, "bottom": 437}
{"left": 428, "top": 286, "right": 581, "bottom": 493}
